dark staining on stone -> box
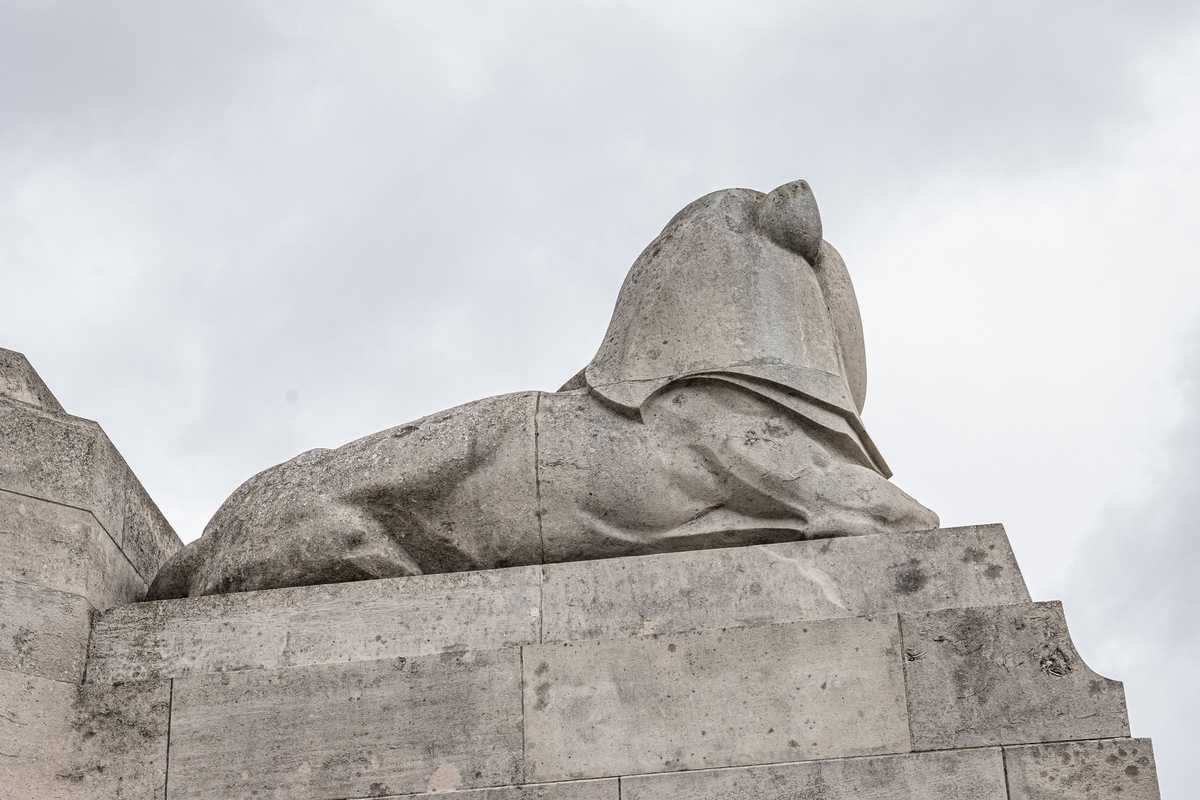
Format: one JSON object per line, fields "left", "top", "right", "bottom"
{"left": 534, "top": 682, "right": 551, "bottom": 710}
{"left": 12, "top": 626, "right": 34, "bottom": 658}
{"left": 1039, "top": 646, "right": 1073, "bottom": 677}
{"left": 667, "top": 643, "right": 677, "bottom": 652}
{"left": 962, "top": 547, "right": 988, "bottom": 564}
{"left": 763, "top": 420, "right": 790, "bottom": 438}
{"left": 1125, "top": 765, "right": 1141, "bottom": 777}
{"left": 534, "top": 661, "right": 550, "bottom": 676}
{"left": 984, "top": 564, "right": 1003, "bottom": 579}
{"left": 893, "top": 559, "right": 927, "bottom": 595}
{"left": 369, "top": 782, "right": 391, "bottom": 797}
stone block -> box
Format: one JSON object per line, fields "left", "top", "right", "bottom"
{"left": 0, "top": 348, "right": 66, "bottom": 414}
{"left": 902, "top": 602, "right": 1129, "bottom": 750}
{"left": 0, "top": 668, "right": 75, "bottom": 800}
{"left": 541, "top": 524, "right": 1028, "bottom": 643}
{"left": 0, "top": 579, "right": 91, "bottom": 683}
{"left": 382, "top": 778, "right": 617, "bottom": 799}
{"left": 0, "top": 489, "right": 146, "bottom": 610}
{"left": 0, "top": 400, "right": 128, "bottom": 541}
{"left": 0, "top": 398, "right": 182, "bottom": 587}
{"left": 120, "top": 477, "right": 183, "bottom": 585}
{"left": 1004, "top": 738, "right": 1160, "bottom": 800}
{"left": 0, "top": 669, "right": 169, "bottom": 800}
{"left": 87, "top": 566, "right": 541, "bottom": 683}
{"left": 61, "top": 679, "right": 171, "bottom": 800}
{"left": 522, "top": 615, "right": 910, "bottom": 782}
{"left": 621, "top": 747, "right": 1008, "bottom": 800}
{"left": 168, "top": 649, "right": 524, "bottom": 800}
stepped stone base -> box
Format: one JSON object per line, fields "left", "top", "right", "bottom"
{"left": 0, "top": 348, "right": 1164, "bottom": 799}
{"left": 72, "top": 524, "right": 1154, "bottom": 800}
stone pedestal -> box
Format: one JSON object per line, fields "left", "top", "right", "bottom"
{"left": 0, "top": 348, "right": 1163, "bottom": 799}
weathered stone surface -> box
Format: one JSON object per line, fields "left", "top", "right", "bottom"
{"left": 0, "top": 670, "right": 169, "bottom": 800}
{"left": 541, "top": 524, "right": 1027, "bottom": 642}
{"left": 522, "top": 615, "right": 910, "bottom": 782}
{"left": 902, "top": 602, "right": 1130, "bottom": 750}
{"left": 61, "top": 679, "right": 171, "bottom": 800}
{"left": 0, "top": 400, "right": 128, "bottom": 541}
{"left": 92, "top": 527, "right": 1031, "bottom": 682}
{"left": 0, "top": 668, "right": 75, "bottom": 799}
{"left": 168, "top": 649, "right": 524, "bottom": 800}
{"left": 0, "top": 348, "right": 65, "bottom": 414}
{"left": 88, "top": 566, "right": 541, "bottom": 683}
{"left": 0, "top": 489, "right": 146, "bottom": 610}
{"left": 0, "top": 579, "right": 91, "bottom": 683}
{"left": 383, "top": 778, "right": 617, "bottom": 800}
{"left": 120, "top": 476, "right": 183, "bottom": 585}
{"left": 1004, "top": 738, "right": 1160, "bottom": 800}
{"left": 622, "top": 747, "right": 1007, "bottom": 800}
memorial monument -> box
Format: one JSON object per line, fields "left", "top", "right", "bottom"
{"left": 0, "top": 180, "right": 1161, "bottom": 798}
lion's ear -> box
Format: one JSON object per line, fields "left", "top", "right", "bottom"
{"left": 752, "top": 179, "right": 823, "bottom": 264}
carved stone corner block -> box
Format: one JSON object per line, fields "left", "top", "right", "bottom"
{"left": 901, "top": 601, "right": 1130, "bottom": 750}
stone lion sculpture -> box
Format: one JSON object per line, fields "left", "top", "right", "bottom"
{"left": 148, "top": 180, "right": 938, "bottom": 599}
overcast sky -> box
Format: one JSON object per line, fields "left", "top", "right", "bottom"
{"left": 3, "top": 1, "right": 1198, "bottom": 794}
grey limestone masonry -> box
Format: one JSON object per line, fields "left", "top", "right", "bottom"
{"left": 0, "top": 348, "right": 1163, "bottom": 798}
{"left": 540, "top": 523, "right": 1029, "bottom": 642}
{"left": 167, "top": 650, "right": 525, "bottom": 800}
{"left": 0, "top": 579, "right": 92, "bottom": 683}
{"left": 0, "top": 489, "right": 149, "bottom": 610}
{"left": 380, "top": 780, "right": 619, "bottom": 800}
{"left": 620, "top": 748, "right": 1009, "bottom": 800}
{"left": 522, "top": 616, "right": 910, "bottom": 781}
{"left": 86, "top": 524, "right": 1028, "bottom": 684}
{"left": 0, "top": 348, "right": 65, "bottom": 414}
{"left": 86, "top": 565, "right": 544, "bottom": 683}
{"left": 0, "top": 348, "right": 181, "bottom": 800}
